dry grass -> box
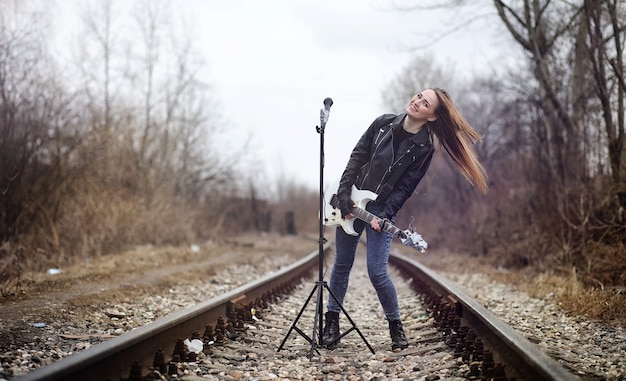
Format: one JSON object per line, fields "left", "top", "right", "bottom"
{"left": 525, "top": 269, "right": 626, "bottom": 325}
{"left": 406, "top": 244, "right": 626, "bottom": 327}
{"left": 480, "top": 236, "right": 626, "bottom": 327}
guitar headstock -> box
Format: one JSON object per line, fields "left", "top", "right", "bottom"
{"left": 399, "top": 230, "right": 428, "bottom": 253}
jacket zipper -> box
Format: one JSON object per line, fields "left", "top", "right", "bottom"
{"left": 361, "top": 127, "right": 390, "bottom": 189}
{"left": 374, "top": 131, "right": 417, "bottom": 194}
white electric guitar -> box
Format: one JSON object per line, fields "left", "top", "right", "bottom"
{"left": 322, "top": 183, "right": 428, "bottom": 253}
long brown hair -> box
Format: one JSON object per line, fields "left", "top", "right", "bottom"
{"left": 429, "top": 88, "right": 488, "bottom": 193}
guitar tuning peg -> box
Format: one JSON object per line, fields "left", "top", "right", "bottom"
{"left": 400, "top": 229, "right": 427, "bottom": 253}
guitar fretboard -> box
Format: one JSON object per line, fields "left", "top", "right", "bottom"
{"left": 351, "top": 207, "right": 404, "bottom": 238}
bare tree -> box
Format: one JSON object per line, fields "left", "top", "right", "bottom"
{"left": 132, "top": 0, "right": 167, "bottom": 165}
{"left": 390, "top": 1, "right": 626, "bottom": 279}
{"left": 583, "top": 0, "right": 625, "bottom": 196}
{"left": 0, "top": 0, "right": 92, "bottom": 284}
{"left": 75, "top": 0, "right": 125, "bottom": 133}
{"left": 381, "top": 52, "right": 458, "bottom": 113}
{"left": 1, "top": 0, "right": 57, "bottom": 242}
{"left": 494, "top": 1, "right": 588, "bottom": 190}
{"left": 494, "top": 1, "right": 626, "bottom": 201}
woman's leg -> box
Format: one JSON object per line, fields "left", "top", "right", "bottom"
{"left": 365, "top": 219, "right": 400, "bottom": 321}
{"left": 327, "top": 222, "right": 363, "bottom": 313}
{"left": 364, "top": 207, "right": 408, "bottom": 349}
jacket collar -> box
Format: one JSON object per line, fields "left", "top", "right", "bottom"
{"left": 390, "top": 113, "right": 431, "bottom": 145}
{"left": 390, "top": 113, "right": 406, "bottom": 127}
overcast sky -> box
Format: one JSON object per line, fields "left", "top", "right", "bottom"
{"left": 184, "top": 0, "right": 509, "bottom": 191}
{"left": 57, "top": 0, "right": 510, "bottom": 192}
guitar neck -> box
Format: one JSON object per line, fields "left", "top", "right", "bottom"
{"left": 351, "top": 207, "right": 404, "bottom": 237}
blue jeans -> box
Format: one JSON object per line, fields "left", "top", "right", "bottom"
{"left": 327, "top": 202, "right": 400, "bottom": 321}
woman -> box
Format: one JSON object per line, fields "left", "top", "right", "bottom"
{"left": 323, "top": 88, "right": 488, "bottom": 351}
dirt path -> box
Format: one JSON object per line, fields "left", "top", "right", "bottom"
{"left": 0, "top": 234, "right": 318, "bottom": 351}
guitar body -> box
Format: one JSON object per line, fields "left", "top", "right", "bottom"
{"left": 323, "top": 181, "right": 377, "bottom": 236}
{"left": 322, "top": 179, "right": 428, "bottom": 253}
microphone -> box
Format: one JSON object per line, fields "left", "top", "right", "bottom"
{"left": 320, "top": 97, "right": 333, "bottom": 127}
{"left": 324, "top": 97, "right": 333, "bottom": 110}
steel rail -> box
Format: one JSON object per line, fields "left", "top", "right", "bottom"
{"left": 17, "top": 243, "right": 331, "bottom": 381}
{"left": 390, "top": 251, "right": 580, "bottom": 381}
{"left": 17, "top": 241, "right": 579, "bottom": 381}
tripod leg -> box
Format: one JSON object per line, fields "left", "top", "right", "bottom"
{"left": 308, "top": 280, "right": 326, "bottom": 359}
{"left": 323, "top": 283, "right": 375, "bottom": 354}
{"left": 277, "top": 283, "right": 320, "bottom": 352}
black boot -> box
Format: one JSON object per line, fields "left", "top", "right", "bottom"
{"left": 322, "top": 311, "right": 340, "bottom": 348}
{"left": 389, "top": 319, "right": 408, "bottom": 350}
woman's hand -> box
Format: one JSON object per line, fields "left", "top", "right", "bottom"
{"left": 344, "top": 205, "right": 355, "bottom": 220}
{"left": 370, "top": 218, "right": 381, "bottom": 232}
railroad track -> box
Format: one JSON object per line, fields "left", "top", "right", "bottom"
{"left": 17, "top": 241, "right": 579, "bottom": 381}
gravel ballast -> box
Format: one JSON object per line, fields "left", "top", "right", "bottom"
{"left": 1, "top": 237, "right": 624, "bottom": 380}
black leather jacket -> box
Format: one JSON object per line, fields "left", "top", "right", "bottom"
{"left": 337, "top": 113, "right": 434, "bottom": 220}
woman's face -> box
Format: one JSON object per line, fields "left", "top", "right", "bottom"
{"left": 406, "top": 89, "right": 439, "bottom": 122}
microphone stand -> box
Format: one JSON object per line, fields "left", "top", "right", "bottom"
{"left": 277, "top": 98, "right": 374, "bottom": 359}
